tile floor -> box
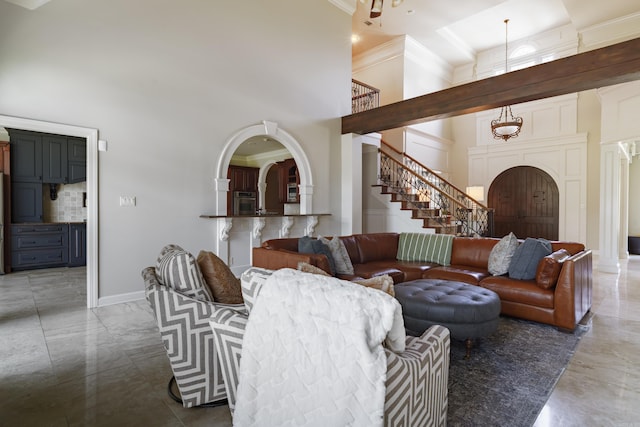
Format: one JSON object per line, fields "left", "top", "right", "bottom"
{"left": 1, "top": 255, "right": 639, "bottom": 426}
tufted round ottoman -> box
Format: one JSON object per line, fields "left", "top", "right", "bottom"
{"left": 394, "top": 278, "right": 501, "bottom": 358}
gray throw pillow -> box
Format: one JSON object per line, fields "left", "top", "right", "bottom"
{"left": 319, "top": 236, "right": 354, "bottom": 275}
{"left": 508, "top": 237, "right": 553, "bottom": 280}
{"left": 298, "top": 236, "right": 336, "bottom": 275}
{"left": 488, "top": 232, "right": 519, "bottom": 276}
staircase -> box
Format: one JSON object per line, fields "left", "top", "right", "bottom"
{"left": 376, "top": 142, "right": 494, "bottom": 236}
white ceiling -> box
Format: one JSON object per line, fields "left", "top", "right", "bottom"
{"left": 352, "top": 0, "right": 640, "bottom": 66}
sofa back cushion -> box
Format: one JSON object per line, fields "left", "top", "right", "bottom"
{"left": 339, "top": 235, "right": 361, "bottom": 264}
{"left": 450, "top": 237, "right": 499, "bottom": 268}
{"left": 535, "top": 249, "right": 571, "bottom": 289}
{"left": 354, "top": 233, "right": 399, "bottom": 263}
{"left": 262, "top": 238, "right": 299, "bottom": 252}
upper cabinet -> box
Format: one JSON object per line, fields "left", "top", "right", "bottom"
{"left": 10, "top": 130, "right": 43, "bottom": 182}
{"left": 67, "top": 137, "right": 87, "bottom": 183}
{"left": 277, "top": 158, "right": 299, "bottom": 203}
{"left": 7, "top": 129, "right": 86, "bottom": 223}
{"left": 228, "top": 165, "right": 258, "bottom": 193}
{"left": 8, "top": 129, "right": 86, "bottom": 185}
{"left": 42, "top": 134, "right": 68, "bottom": 183}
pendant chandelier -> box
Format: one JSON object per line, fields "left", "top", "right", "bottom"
{"left": 491, "top": 19, "right": 523, "bottom": 141}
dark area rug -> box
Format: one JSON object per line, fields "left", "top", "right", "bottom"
{"left": 446, "top": 316, "right": 588, "bottom": 427}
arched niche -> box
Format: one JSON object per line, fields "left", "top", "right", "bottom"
{"left": 214, "top": 120, "right": 313, "bottom": 215}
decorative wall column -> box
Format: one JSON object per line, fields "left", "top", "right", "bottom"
{"left": 341, "top": 133, "right": 380, "bottom": 235}
{"left": 214, "top": 178, "right": 231, "bottom": 260}
{"left": 620, "top": 157, "right": 630, "bottom": 259}
{"left": 598, "top": 143, "right": 622, "bottom": 273}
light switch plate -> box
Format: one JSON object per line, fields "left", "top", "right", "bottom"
{"left": 119, "top": 196, "right": 136, "bottom": 207}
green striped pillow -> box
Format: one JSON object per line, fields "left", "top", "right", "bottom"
{"left": 397, "top": 233, "right": 454, "bottom": 266}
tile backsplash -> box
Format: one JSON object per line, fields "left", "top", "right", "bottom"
{"left": 43, "top": 181, "right": 87, "bottom": 222}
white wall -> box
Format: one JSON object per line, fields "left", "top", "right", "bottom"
{"left": 0, "top": 0, "right": 352, "bottom": 300}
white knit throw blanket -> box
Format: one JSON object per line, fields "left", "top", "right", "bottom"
{"left": 233, "top": 268, "right": 402, "bottom": 427}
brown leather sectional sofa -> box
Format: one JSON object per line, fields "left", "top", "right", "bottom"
{"left": 252, "top": 232, "right": 593, "bottom": 331}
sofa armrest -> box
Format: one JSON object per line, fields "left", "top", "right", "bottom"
{"left": 252, "top": 247, "right": 332, "bottom": 274}
{"left": 143, "top": 266, "right": 245, "bottom": 407}
{"left": 383, "top": 325, "right": 450, "bottom": 426}
{"left": 209, "top": 306, "right": 249, "bottom": 414}
{"left": 553, "top": 250, "right": 592, "bottom": 330}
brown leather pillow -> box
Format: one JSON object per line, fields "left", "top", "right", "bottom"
{"left": 535, "top": 249, "right": 571, "bottom": 289}
{"left": 197, "top": 250, "right": 243, "bottom": 304}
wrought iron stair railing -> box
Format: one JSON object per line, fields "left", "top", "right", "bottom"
{"left": 352, "top": 79, "right": 380, "bottom": 113}
{"left": 378, "top": 142, "right": 494, "bottom": 236}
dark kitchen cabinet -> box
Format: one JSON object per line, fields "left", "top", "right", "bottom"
{"left": 9, "top": 129, "right": 85, "bottom": 185}
{"left": 277, "top": 158, "right": 299, "bottom": 203}
{"left": 11, "top": 182, "right": 43, "bottom": 223}
{"left": 8, "top": 129, "right": 87, "bottom": 224}
{"left": 67, "top": 137, "right": 86, "bottom": 184}
{"left": 229, "top": 165, "right": 258, "bottom": 192}
{"left": 11, "top": 223, "right": 69, "bottom": 270}
{"left": 9, "top": 130, "right": 42, "bottom": 182}
{"left": 69, "top": 223, "right": 86, "bottom": 267}
{"left": 42, "top": 135, "right": 68, "bottom": 184}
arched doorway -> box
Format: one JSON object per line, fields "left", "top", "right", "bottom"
{"left": 488, "top": 166, "right": 559, "bottom": 240}
{"left": 214, "top": 120, "right": 313, "bottom": 216}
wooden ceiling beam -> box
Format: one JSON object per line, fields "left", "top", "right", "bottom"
{"left": 342, "top": 37, "right": 640, "bottom": 135}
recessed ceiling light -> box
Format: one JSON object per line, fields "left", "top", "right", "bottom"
{"left": 351, "top": 34, "right": 360, "bottom": 44}
{"left": 407, "top": 9, "right": 415, "bottom": 15}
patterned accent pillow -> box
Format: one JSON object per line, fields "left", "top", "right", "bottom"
{"left": 319, "top": 236, "right": 354, "bottom": 275}
{"left": 155, "top": 244, "right": 213, "bottom": 302}
{"left": 298, "top": 236, "right": 336, "bottom": 275}
{"left": 297, "top": 262, "right": 331, "bottom": 276}
{"left": 396, "top": 233, "right": 454, "bottom": 266}
{"left": 508, "top": 238, "right": 553, "bottom": 280}
{"left": 197, "top": 250, "right": 243, "bottom": 304}
{"left": 488, "top": 232, "right": 519, "bottom": 276}
{"left": 353, "top": 275, "right": 395, "bottom": 297}
{"left": 240, "top": 267, "right": 274, "bottom": 313}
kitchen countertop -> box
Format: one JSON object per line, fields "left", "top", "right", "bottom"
{"left": 199, "top": 213, "right": 330, "bottom": 219}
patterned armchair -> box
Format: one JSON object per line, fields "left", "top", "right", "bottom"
{"left": 142, "top": 244, "right": 243, "bottom": 408}
{"left": 209, "top": 267, "right": 451, "bottom": 426}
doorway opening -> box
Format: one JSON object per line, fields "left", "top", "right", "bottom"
{"left": 0, "top": 115, "right": 98, "bottom": 308}
{"left": 488, "top": 166, "right": 559, "bottom": 240}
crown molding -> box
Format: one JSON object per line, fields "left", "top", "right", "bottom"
{"left": 404, "top": 36, "right": 453, "bottom": 84}
{"left": 352, "top": 36, "right": 405, "bottom": 73}
{"left": 327, "top": 0, "right": 356, "bottom": 15}
{"left": 580, "top": 12, "right": 640, "bottom": 48}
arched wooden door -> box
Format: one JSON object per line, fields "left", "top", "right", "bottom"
{"left": 488, "top": 166, "right": 559, "bottom": 240}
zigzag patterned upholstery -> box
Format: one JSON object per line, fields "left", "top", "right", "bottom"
{"left": 209, "top": 267, "right": 451, "bottom": 425}
{"left": 209, "top": 306, "right": 248, "bottom": 413}
{"left": 143, "top": 266, "right": 243, "bottom": 408}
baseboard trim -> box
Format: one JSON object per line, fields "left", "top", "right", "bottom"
{"left": 98, "top": 290, "right": 145, "bottom": 307}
